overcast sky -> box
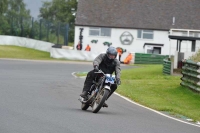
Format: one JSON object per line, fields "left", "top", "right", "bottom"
{"left": 23, "top": 0, "right": 52, "bottom": 18}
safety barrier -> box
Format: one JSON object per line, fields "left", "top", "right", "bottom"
{"left": 163, "top": 59, "right": 172, "bottom": 75}
{"left": 0, "top": 35, "right": 53, "bottom": 52}
{"left": 0, "top": 35, "right": 100, "bottom": 61}
{"left": 134, "top": 53, "right": 168, "bottom": 64}
{"left": 181, "top": 60, "right": 200, "bottom": 93}
{"left": 50, "top": 48, "right": 100, "bottom": 61}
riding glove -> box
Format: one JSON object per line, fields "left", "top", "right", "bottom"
{"left": 94, "top": 65, "right": 99, "bottom": 72}
{"left": 116, "top": 78, "right": 121, "bottom": 85}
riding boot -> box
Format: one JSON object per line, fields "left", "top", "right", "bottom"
{"left": 80, "top": 91, "right": 88, "bottom": 99}
{"left": 103, "top": 102, "right": 108, "bottom": 107}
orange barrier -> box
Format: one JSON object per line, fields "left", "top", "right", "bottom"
{"left": 123, "top": 53, "right": 133, "bottom": 64}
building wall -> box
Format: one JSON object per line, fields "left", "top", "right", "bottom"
{"left": 74, "top": 26, "right": 200, "bottom": 60}
{"left": 170, "top": 29, "right": 200, "bottom": 55}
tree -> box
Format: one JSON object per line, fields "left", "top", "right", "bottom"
{"left": 0, "top": 0, "right": 8, "bottom": 34}
{"left": 39, "top": 0, "right": 77, "bottom": 23}
{"left": 7, "top": 0, "right": 31, "bottom": 36}
{"left": 39, "top": 0, "right": 78, "bottom": 42}
{"left": 39, "top": 1, "right": 53, "bottom": 20}
{"left": 6, "top": 0, "right": 30, "bottom": 18}
{"left": 0, "top": 0, "right": 31, "bottom": 36}
{"left": 0, "top": 0, "right": 8, "bottom": 14}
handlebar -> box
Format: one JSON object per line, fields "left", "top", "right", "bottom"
{"left": 94, "top": 69, "right": 105, "bottom": 75}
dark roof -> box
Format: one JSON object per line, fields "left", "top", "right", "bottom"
{"left": 75, "top": 0, "right": 200, "bottom": 30}
{"left": 169, "top": 35, "right": 200, "bottom": 41}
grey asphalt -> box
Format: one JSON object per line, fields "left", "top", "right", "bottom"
{"left": 0, "top": 59, "right": 199, "bottom": 133}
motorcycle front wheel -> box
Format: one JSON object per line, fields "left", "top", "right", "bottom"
{"left": 81, "top": 90, "right": 96, "bottom": 110}
{"left": 92, "top": 89, "right": 110, "bottom": 113}
{"left": 81, "top": 103, "right": 90, "bottom": 110}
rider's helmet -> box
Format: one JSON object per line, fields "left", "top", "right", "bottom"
{"left": 106, "top": 46, "right": 117, "bottom": 62}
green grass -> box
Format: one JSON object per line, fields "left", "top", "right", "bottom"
{"left": 0, "top": 45, "right": 53, "bottom": 60}
{"left": 75, "top": 72, "right": 88, "bottom": 77}
{"left": 1, "top": 45, "right": 200, "bottom": 121}
{"left": 0, "top": 45, "right": 75, "bottom": 61}
{"left": 117, "top": 65, "right": 200, "bottom": 121}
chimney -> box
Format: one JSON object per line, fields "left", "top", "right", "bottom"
{"left": 172, "top": 17, "right": 175, "bottom": 25}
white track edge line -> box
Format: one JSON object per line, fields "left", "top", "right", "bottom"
{"left": 72, "top": 72, "right": 78, "bottom": 78}
{"left": 114, "top": 92, "right": 200, "bottom": 128}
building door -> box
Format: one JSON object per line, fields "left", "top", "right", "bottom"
{"left": 153, "top": 47, "right": 161, "bottom": 54}
{"left": 144, "top": 43, "right": 163, "bottom": 55}
{"left": 147, "top": 47, "right": 161, "bottom": 54}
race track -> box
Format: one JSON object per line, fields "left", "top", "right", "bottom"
{"left": 0, "top": 59, "right": 199, "bottom": 133}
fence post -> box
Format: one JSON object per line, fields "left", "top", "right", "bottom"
{"left": 20, "top": 16, "right": 23, "bottom": 37}
{"left": 10, "top": 17, "right": 13, "bottom": 35}
{"left": 46, "top": 21, "right": 49, "bottom": 42}
{"left": 57, "top": 22, "right": 60, "bottom": 44}
{"left": 170, "top": 56, "right": 174, "bottom": 74}
{"left": 39, "top": 19, "right": 42, "bottom": 40}
{"left": 163, "top": 58, "right": 171, "bottom": 75}
{"left": 64, "top": 24, "right": 69, "bottom": 46}
{"left": 31, "top": 17, "right": 34, "bottom": 38}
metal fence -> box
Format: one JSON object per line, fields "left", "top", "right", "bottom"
{"left": 1, "top": 16, "right": 70, "bottom": 45}
{"left": 134, "top": 53, "right": 168, "bottom": 64}
{"left": 181, "top": 60, "right": 200, "bottom": 93}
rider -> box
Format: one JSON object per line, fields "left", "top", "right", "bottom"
{"left": 80, "top": 46, "right": 121, "bottom": 107}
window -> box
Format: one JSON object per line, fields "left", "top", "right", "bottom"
{"left": 189, "top": 32, "right": 199, "bottom": 37}
{"left": 182, "top": 32, "right": 187, "bottom": 36}
{"left": 191, "top": 41, "right": 196, "bottom": 52}
{"left": 182, "top": 31, "right": 200, "bottom": 37}
{"left": 101, "top": 28, "right": 111, "bottom": 36}
{"left": 89, "top": 28, "right": 100, "bottom": 36}
{"left": 137, "top": 30, "right": 154, "bottom": 39}
{"left": 89, "top": 27, "right": 111, "bottom": 37}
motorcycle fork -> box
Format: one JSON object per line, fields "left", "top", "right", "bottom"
{"left": 96, "top": 88, "right": 107, "bottom": 104}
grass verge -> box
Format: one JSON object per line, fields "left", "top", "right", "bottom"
{"left": 117, "top": 65, "right": 200, "bottom": 121}
{"left": 0, "top": 45, "right": 53, "bottom": 60}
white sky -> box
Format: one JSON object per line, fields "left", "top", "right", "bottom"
{"left": 23, "top": 0, "right": 52, "bottom": 18}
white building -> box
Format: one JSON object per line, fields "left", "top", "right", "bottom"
{"left": 74, "top": 0, "right": 200, "bottom": 60}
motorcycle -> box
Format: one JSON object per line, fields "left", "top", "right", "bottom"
{"left": 79, "top": 70, "right": 116, "bottom": 113}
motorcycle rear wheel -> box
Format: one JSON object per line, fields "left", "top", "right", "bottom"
{"left": 92, "top": 89, "right": 110, "bottom": 113}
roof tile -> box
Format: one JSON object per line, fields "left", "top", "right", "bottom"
{"left": 76, "top": 0, "right": 200, "bottom": 30}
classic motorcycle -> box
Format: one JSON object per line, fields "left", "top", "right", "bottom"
{"left": 79, "top": 70, "right": 116, "bottom": 113}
